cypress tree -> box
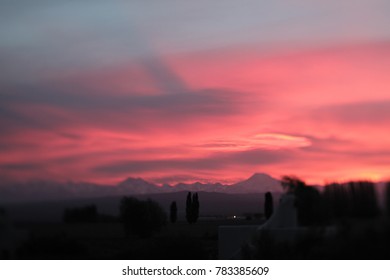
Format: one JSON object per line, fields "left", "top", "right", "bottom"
{"left": 186, "top": 192, "right": 192, "bottom": 224}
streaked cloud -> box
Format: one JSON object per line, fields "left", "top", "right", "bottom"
{"left": 0, "top": 1, "right": 389, "bottom": 185}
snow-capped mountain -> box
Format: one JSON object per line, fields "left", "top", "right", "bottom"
{"left": 226, "top": 173, "right": 282, "bottom": 193}
{"left": 117, "top": 177, "right": 166, "bottom": 194}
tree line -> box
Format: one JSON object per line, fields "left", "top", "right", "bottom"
{"left": 266, "top": 176, "right": 387, "bottom": 226}
{"left": 61, "top": 192, "right": 201, "bottom": 238}
{"left": 119, "top": 192, "right": 200, "bottom": 237}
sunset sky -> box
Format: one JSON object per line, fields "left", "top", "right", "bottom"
{"left": 1, "top": 0, "right": 389, "bottom": 185}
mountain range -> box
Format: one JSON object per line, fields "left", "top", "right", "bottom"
{"left": 0, "top": 173, "right": 282, "bottom": 203}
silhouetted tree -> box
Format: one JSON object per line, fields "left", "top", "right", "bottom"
{"left": 63, "top": 204, "right": 97, "bottom": 223}
{"left": 323, "top": 183, "right": 350, "bottom": 220}
{"left": 264, "top": 192, "right": 273, "bottom": 220}
{"left": 281, "top": 175, "right": 306, "bottom": 192}
{"left": 348, "top": 181, "right": 378, "bottom": 218}
{"left": 186, "top": 192, "right": 192, "bottom": 224}
{"left": 120, "top": 197, "right": 167, "bottom": 238}
{"left": 324, "top": 181, "right": 379, "bottom": 220}
{"left": 185, "top": 192, "right": 200, "bottom": 224}
{"left": 170, "top": 201, "right": 177, "bottom": 224}
{"left": 281, "top": 176, "right": 324, "bottom": 226}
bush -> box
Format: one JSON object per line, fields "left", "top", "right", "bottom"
{"left": 119, "top": 197, "right": 167, "bottom": 238}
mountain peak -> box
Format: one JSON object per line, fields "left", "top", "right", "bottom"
{"left": 228, "top": 173, "right": 282, "bottom": 193}
{"left": 119, "top": 177, "right": 149, "bottom": 185}
{"left": 249, "top": 173, "right": 274, "bottom": 180}
{"left": 117, "top": 177, "right": 163, "bottom": 194}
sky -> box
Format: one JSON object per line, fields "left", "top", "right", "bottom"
{"left": 0, "top": 0, "right": 390, "bottom": 185}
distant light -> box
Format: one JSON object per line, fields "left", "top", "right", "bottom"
{"left": 233, "top": 215, "right": 236, "bottom": 219}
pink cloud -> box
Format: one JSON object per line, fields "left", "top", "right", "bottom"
{"left": 1, "top": 41, "right": 389, "bottom": 184}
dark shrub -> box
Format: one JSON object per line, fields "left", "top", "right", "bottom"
{"left": 119, "top": 197, "right": 167, "bottom": 238}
